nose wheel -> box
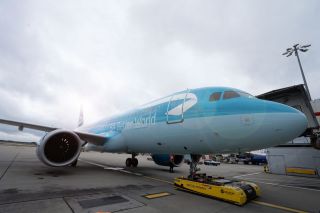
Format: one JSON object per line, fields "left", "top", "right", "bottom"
{"left": 126, "top": 154, "right": 138, "bottom": 167}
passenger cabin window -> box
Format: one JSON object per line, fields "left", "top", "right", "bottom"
{"left": 223, "top": 91, "right": 240, "bottom": 100}
{"left": 209, "top": 92, "right": 222, "bottom": 102}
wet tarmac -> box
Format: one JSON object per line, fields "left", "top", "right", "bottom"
{"left": 0, "top": 142, "right": 319, "bottom": 213}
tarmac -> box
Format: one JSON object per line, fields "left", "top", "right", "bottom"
{"left": 0, "top": 142, "right": 320, "bottom": 213}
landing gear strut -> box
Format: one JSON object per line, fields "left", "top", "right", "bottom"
{"left": 126, "top": 153, "right": 138, "bottom": 167}
{"left": 189, "top": 154, "right": 202, "bottom": 178}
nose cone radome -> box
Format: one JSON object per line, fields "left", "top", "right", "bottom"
{"left": 286, "top": 108, "right": 308, "bottom": 135}
{"left": 268, "top": 102, "right": 308, "bottom": 143}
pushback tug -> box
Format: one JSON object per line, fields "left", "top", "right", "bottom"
{"left": 174, "top": 173, "right": 260, "bottom": 206}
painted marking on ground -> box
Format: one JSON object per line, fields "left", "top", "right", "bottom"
{"left": 80, "top": 159, "right": 172, "bottom": 183}
{"left": 234, "top": 172, "right": 320, "bottom": 192}
{"left": 79, "top": 159, "right": 143, "bottom": 176}
{"left": 233, "top": 172, "right": 262, "bottom": 178}
{"left": 143, "top": 175, "right": 172, "bottom": 184}
{"left": 79, "top": 159, "right": 309, "bottom": 213}
{"left": 104, "top": 167, "right": 125, "bottom": 171}
{"left": 241, "top": 178, "right": 320, "bottom": 192}
{"left": 78, "top": 159, "right": 106, "bottom": 168}
{"left": 252, "top": 201, "right": 308, "bottom": 213}
{"left": 143, "top": 192, "right": 172, "bottom": 199}
{"left": 0, "top": 152, "right": 19, "bottom": 181}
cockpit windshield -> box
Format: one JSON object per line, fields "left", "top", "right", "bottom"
{"left": 237, "top": 91, "right": 255, "bottom": 98}
{"left": 223, "top": 91, "right": 240, "bottom": 100}
{"left": 209, "top": 92, "right": 222, "bottom": 102}
{"left": 222, "top": 91, "right": 255, "bottom": 100}
{"left": 209, "top": 90, "right": 255, "bottom": 102}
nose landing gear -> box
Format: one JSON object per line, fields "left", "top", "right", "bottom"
{"left": 125, "top": 153, "right": 138, "bottom": 167}
{"left": 189, "top": 154, "right": 202, "bottom": 178}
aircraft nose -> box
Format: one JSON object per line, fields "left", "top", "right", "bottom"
{"left": 285, "top": 107, "right": 308, "bottom": 134}
{"left": 267, "top": 101, "right": 308, "bottom": 142}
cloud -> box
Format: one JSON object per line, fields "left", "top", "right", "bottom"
{"left": 0, "top": 0, "right": 319, "bottom": 141}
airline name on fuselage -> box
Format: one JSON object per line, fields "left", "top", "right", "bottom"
{"left": 107, "top": 112, "right": 157, "bottom": 132}
{"left": 104, "top": 92, "right": 197, "bottom": 132}
{"left": 125, "top": 112, "right": 157, "bottom": 129}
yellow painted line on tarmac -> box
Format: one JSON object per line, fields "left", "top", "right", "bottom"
{"left": 252, "top": 201, "right": 308, "bottom": 213}
{"left": 144, "top": 192, "right": 171, "bottom": 199}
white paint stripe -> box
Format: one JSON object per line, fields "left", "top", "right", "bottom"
{"left": 79, "top": 159, "right": 106, "bottom": 168}
{"left": 241, "top": 178, "right": 320, "bottom": 192}
{"left": 134, "top": 172, "right": 143, "bottom": 176}
{"left": 233, "top": 172, "right": 262, "bottom": 178}
{"left": 79, "top": 159, "right": 143, "bottom": 176}
{"left": 233, "top": 171, "right": 320, "bottom": 192}
{"left": 104, "top": 167, "right": 124, "bottom": 171}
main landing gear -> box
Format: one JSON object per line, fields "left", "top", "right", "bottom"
{"left": 125, "top": 153, "right": 138, "bottom": 167}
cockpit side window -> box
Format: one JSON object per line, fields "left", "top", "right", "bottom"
{"left": 209, "top": 92, "right": 222, "bottom": 102}
{"left": 223, "top": 91, "right": 240, "bottom": 100}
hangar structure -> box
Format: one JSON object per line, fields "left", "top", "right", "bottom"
{"left": 257, "top": 84, "right": 320, "bottom": 177}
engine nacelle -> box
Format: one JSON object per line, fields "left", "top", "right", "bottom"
{"left": 311, "top": 135, "right": 320, "bottom": 150}
{"left": 36, "top": 129, "right": 82, "bottom": 167}
{"left": 151, "top": 154, "right": 184, "bottom": 167}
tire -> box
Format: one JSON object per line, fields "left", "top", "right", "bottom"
{"left": 125, "top": 158, "right": 132, "bottom": 167}
{"left": 132, "top": 158, "right": 138, "bottom": 167}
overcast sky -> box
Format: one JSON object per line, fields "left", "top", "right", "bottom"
{"left": 1, "top": 0, "right": 319, "bottom": 141}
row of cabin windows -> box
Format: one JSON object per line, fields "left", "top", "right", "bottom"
{"left": 209, "top": 91, "right": 251, "bottom": 102}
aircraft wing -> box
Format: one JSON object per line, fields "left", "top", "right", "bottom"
{"left": 0, "top": 118, "right": 57, "bottom": 132}
{"left": 0, "top": 118, "right": 108, "bottom": 146}
{"left": 74, "top": 131, "right": 107, "bottom": 145}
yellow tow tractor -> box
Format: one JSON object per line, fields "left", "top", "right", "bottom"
{"left": 174, "top": 173, "right": 260, "bottom": 206}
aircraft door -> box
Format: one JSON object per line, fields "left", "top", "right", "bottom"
{"left": 166, "top": 91, "right": 189, "bottom": 124}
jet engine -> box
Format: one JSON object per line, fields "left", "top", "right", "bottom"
{"left": 36, "top": 129, "right": 83, "bottom": 167}
{"left": 311, "top": 135, "right": 320, "bottom": 150}
{"left": 151, "top": 154, "right": 184, "bottom": 167}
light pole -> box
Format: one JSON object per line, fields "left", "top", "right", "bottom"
{"left": 282, "top": 44, "right": 312, "bottom": 101}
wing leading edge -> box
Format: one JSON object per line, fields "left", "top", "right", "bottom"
{"left": 0, "top": 118, "right": 108, "bottom": 146}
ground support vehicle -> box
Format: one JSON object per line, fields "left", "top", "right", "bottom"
{"left": 174, "top": 173, "right": 260, "bottom": 206}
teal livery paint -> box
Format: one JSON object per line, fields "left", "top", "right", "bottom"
{"left": 80, "top": 87, "right": 307, "bottom": 155}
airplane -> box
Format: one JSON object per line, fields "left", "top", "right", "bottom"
{"left": 0, "top": 87, "right": 308, "bottom": 175}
